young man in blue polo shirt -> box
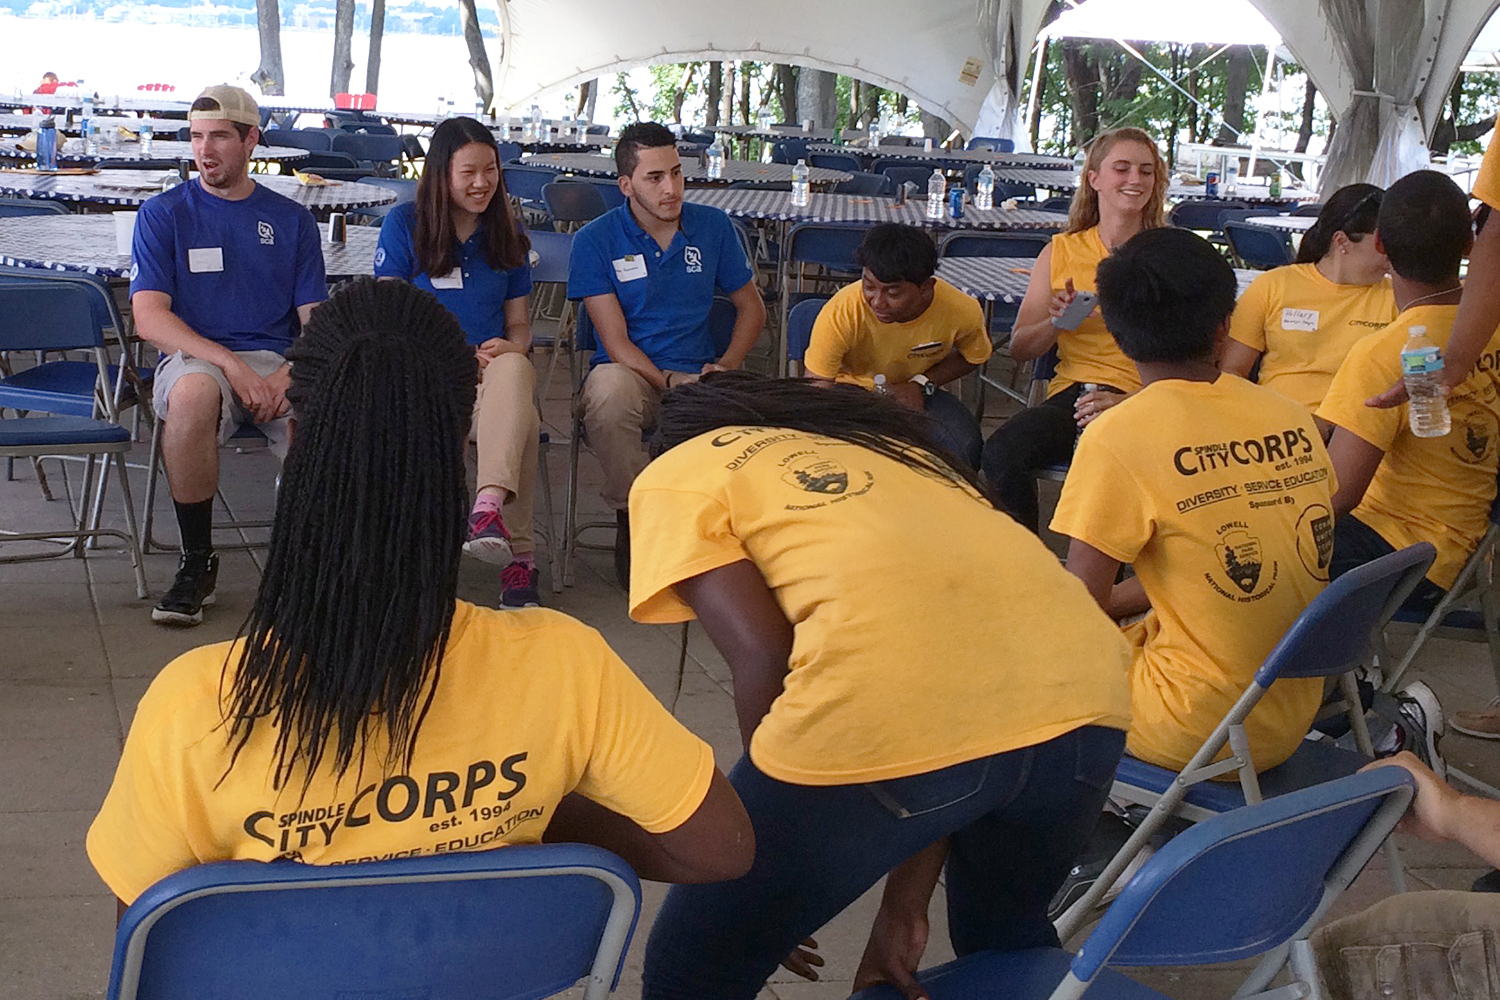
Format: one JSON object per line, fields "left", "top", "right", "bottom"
{"left": 131, "top": 85, "right": 327, "bottom": 626}
{"left": 567, "top": 121, "right": 766, "bottom": 586}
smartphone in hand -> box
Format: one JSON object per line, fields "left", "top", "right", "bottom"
{"left": 1054, "top": 290, "right": 1099, "bottom": 331}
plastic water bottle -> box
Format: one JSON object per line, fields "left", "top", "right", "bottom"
{"left": 530, "top": 104, "right": 543, "bottom": 139}
{"left": 868, "top": 119, "right": 880, "bottom": 147}
{"left": 84, "top": 118, "right": 98, "bottom": 157}
{"left": 1073, "top": 147, "right": 1087, "bottom": 178}
{"left": 446, "top": 100, "right": 456, "bottom": 121}
{"left": 1402, "top": 326, "right": 1452, "bottom": 437}
{"left": 975, "top": 163, "right": 995, "bottom": 210}
{"left": 139, "top": 119, "right": 153, "bottom": 156}
{"left": 874, "top": 374, "right": 888, "bottom": 395}
{"left": 35, "top": 116, "right": 57, "bottom": 172}
{"left": 1225, "top": 162, "right": 1240, "bottom": 197}
{"left": 706, "top": 137, "right": 725, "bottom": 179}
{"left": 561, "top": 112, "right": 574, "bottom": 138}
{"left": 791, "top": 159, "right": 810, "bottom": 207}
{"left": 926, "top": 169, "right": 946, "bottom": 220}
{"left": 81, "top": 92, "right": 94, "bottom": 130}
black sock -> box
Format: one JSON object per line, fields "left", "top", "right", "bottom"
{"left": 174, "top": 498, "right": 214, "bottom": 554}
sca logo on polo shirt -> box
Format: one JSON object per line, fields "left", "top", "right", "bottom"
{"left": 684, "top": 245, "right": 703, "bottom": 273}
{"left": 257, "top": 220, "right": 275, "bottom": 246}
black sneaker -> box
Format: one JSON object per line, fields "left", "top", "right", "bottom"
{"left": 499, "top": 561, "right": 541, "bottom": 609}
{"left": 152, "top": 550, "right": 219, "bottom": 626}
{"left": 614, "top": 509, "right": 630, "bottom": 590}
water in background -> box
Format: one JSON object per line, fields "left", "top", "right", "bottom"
{"left": 0, "top": 13, "right": 552, "bottom": 118}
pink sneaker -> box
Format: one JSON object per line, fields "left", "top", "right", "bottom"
{"left": 463, "top": 507, "right": 513, "bottom": 566}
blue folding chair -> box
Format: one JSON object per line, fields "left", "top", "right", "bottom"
{"left": 107, "top": 843, "right": 641, "bottom": 1000}
{"left": 770, "top": 138, "right": 810, "bottom": 164}
{"left": 785, "top": 295, "right": 830, "bottom": 372}
{"left": 1054, "top": 543, "right": 1437, "bottom": 940}
{"left": 497, "top": 140, "right": 523, "bottom": 164}
{"left": 835, "top": 171, "right": 895, "bottom": 197}
{"left": 0, "top": 273, "right": 147, "bottom": 596}
{"left": 331, "top": 131, "right": 404, "bottom": 175}
{"left": 809, "top": 152, "right": 862, "bottom": 173}
{"left": 503, "top": 164, "right": 561, "bottom": 211}
{"left": 876, "top": 163, "right": 933, "bottom": 192}
{"left": 938, "top": 231, "right": 1050, "bottom": 259}
{"left": 852, "top": 767, "right": 1416, "bottom": 1000}
{"left": 966, "top": 136, "right": 1015, "bottom": 152}
{"left": 780, "top": 223, "right": 871, "bottom": 374}
{"left": 544, "top": 181, "right": 607, "bottom": 232}
{"left": 0, "top": 196, "right": 68, "bottom": 217}
{"left": 1224, "top": 221, "right": 1294, "bottom": 269}
{"left": 346, "top": 176, "right": 416, "bottom": 226}
{"left": 260, "top": 128, "right": 332, "bottom": 152}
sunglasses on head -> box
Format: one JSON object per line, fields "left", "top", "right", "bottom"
{"left": 1336, "top": 190, "right": 1383, "bottom": 235}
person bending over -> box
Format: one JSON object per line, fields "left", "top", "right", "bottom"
{"left": 1221, "top": 183, "right": 1395, "bottom": 414}
{"left": 132, "top": 85, "right": 327, "bottom": 626}
{"left": 628, "top": 372, "right": 1133, "bottom": 999}
{"left": 376, "top": 116, "right": 543, "bottom": 608}
{"left": 803, "top": 223, "right": 989, "bottom": 468}
{"left": 87, "top": 279, "right": 752, "bottom": 911}
{"left": 567, "top": 121, "right": 766, "bottom": 587}
{"left": 980, "top": 126, "right": 1168, "bottom": 531}
{"left": 1052, "top": 228, "right": 1336, "bottom": 774}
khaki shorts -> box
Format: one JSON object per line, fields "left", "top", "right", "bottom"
{"left": 1312, "top": 890, "right": 1500, "bottom": 1000}
{"left": 152, "top": 349, "right": 291, "bottom": 457}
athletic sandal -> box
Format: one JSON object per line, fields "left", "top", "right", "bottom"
{"left": 463, "top": 506, "right": 513, "bottom": 566}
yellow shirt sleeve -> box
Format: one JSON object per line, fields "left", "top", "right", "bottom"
{"left": 1316, "top": 336, "right": 1403, "bottom": 453}
{"left": 628, "top": 485, "right": 751, "bottom": 622}
{"left": 1049, "top": 426, "right": 1156, "bottom": 564}
{"left": 952, "top": 294, "right": 993, "bottom": 365}
{"left": 803, "top": 293, "right": 856, "bottom": 380}
{"left": 573, "top": 632, "right": 716, "bottom": 833}
{"left": 87, "top": 657, "right": 206, "bottom": 902}
{"left": 1228, "top": 270, "right": 1276, "bottom": 353}
{"left": 1474, "top": 133, "right": 1500, "bottom": 209}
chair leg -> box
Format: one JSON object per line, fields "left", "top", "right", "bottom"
{"left": 112, "top": 452, "right": 149, "bottom": 599}
{"left": 564, "top": 415, "right": 582, "bottom": 588}
{"left": 140, "top": 416, "right": 165, "bottom": 553}
{"left": 86, "top": 447, "right": 112, "bottom": 549}
{"left": 537, "top": 437, "right": 562, "bottom": 594}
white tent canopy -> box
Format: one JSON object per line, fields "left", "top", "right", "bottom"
{"left": 1037, "top": 0, "right": 1281, "bottom": 48}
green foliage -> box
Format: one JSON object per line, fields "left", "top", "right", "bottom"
{"left": 1450, "top": 72, "right": 1500, "bottom": 155}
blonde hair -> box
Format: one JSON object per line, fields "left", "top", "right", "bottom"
{"left": 1065, "top": 127, "right": 1169, "bottom": 235}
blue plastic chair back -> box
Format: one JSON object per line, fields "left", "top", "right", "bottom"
{"left": 504, "top": 164, "right": 561, "bottom": 206}
{"left": 1225, "top": 221, "right": 1294, "bottom": 269}
{"left": 575, "top": 300, "right": 597, "bottom": 353}
{"left": 0, "top": 274, "right": 107, "bottom": 352}
{"left": 1169, "top": 199, "right": 1253, "bottom": 232}
{"left": 578, "top": 176, "right": 626, "bottom": 211}
{"left": 497, "top": 140, "right": 524, "bottom": 164}
{"left": 1040, "top": 196, "right": 1073, "bottom": 212}
{"left": 1253, "top": 543, "right": 1435, "bottom": 686}
{"left": 834, "top": 171, "right": 895, "bottom": 197}
{"left": 264, "top": 128, "right": 332, "bottom": 152}
{"left": 107, "top": 844, "right": 641, "bottom": 1000}
{"left": 809, "top": 152, "right": 862, "bottom": 173}
{"left": 875, "top": 163, "right": 933, "bottom": 191}
{"left": 680, "top": 130, "right": 714, "bottom": 146}
{"left": 708, "top": 294, "right": 737, "bottom": 357}
{"left": 544, "top": 181, "right": 608, "bottom": 224}
{"left": 770, "top": 138, "right": 810, "bottom": 164}
{"left": 939, "top": 231, "right": 1050, "bottom": 259}
{"left": 1032, "top": 344, "right": 1060, "bottom": 383}
{"left": 1074, "top": 767, "right": 1413, "bottom": 974}
{"left": 0, "top": 196, "right": 68, "bottom": 217}
{"left": 331, "top": 131, "right": 404, "bottom": 165}
{"left": 528, "top": 229, "right": 573, "bottom": 284}
{"left": 785, "top": 223, "right": 870, "bottom": 274}
{"left": 1218, "top": 208, "right": 1266, "bottom": 230}
{"left": 966, "top": 136, "right": 1015, "bottom": 152}
{"left": 787, "top": 296, "right": 829, "bottom": 363}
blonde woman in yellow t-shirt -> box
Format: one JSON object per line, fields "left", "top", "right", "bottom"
{"left": 1222, "top": 183, "right": 1396, "bottom": 412}
{"left": 980, "top": 126, "right": 1169, "bottom": 532}
{"left": 628, "top": 372, "right": 1133, "bottom": 999}
{"left": 87, "top": 279, "right": 753, "bottom": 909}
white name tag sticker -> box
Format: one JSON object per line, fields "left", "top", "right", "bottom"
{"left": 1281, "top": 307, "right": 1319, "bottom": 332}
{"left": 188, "top": 247, "right": 224, "bottom": 273}
{"left": 430, "top": 269, "right": 464, "bottom": 290}
{"left": 612, "top": 254, "right": 648, "bottom": 282}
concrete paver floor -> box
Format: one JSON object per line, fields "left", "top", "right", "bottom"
{"left": 3, "top": 341, "right": 1499, "bottom": 1000}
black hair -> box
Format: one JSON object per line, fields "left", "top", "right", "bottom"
{"left": 1295, "top": 183, "right": 1382, "bottom": 264}
{"left": 224, "top": 278, "right": 477, "bottom": 789}
{"left": 615, "top": 121, "right": 678, "bottom": 178}
{"left": 855, "top": 224, "right": 938, "bottom": 284}
{"left": 1095, "top": 227, "right": 1237, "bottom": 363}
{"left": 416, "top": 116, "right": 529, "bottom": 277}
{"left": 650, "top": 370, "right": 996, "bottom": 507}
{"left": 189, "top": 96, "right": 252, "bottom": 141}
{"left": 1376, "top": 170, "right": 1471, "bottom": 285}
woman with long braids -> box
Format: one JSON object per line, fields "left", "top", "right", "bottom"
{"left": 629, "top": 371, "right": 1133, "bottom": 1000}
{"left": 1221, "top": 183, "right": 1395, "bottom": 413}
{"left": 375, "top": 116, "right": 544, "bottom": 608}
{"left": 87, "top": 279, "right": 752, "bottom": 906}
{"left": 980, "top": 126, "right": 1168, "bottom": 532}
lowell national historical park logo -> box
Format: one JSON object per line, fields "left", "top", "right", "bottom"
{"left": 1205, "top": 520, "right": 1279, "bottom": 603}
{"left": 782, "top": 454, "right": 849, "bottom": 494}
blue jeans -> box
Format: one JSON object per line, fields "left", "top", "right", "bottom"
{"left": 924, "top": 390, "right": 983, "bottom": 471}
{"left": 641, "top": 725, "right": 1125, "bottom": 1000}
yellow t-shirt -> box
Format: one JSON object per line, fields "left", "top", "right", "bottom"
{"left": 1051, "top": 376, "right": 1336, "bottom": 773}
{"left": 1047, "top": 227, "right": 1142, "bottom": 398}
{"left": 628, "top": 427, "right": 1133, "bottom": 786}
{"left": 1316, "top": 304, "right": 1500, "bottom": 590}
{"left": 803, "top": 278, "right": 992, "bottom": 388}
{"left": 87, "top": 601, "right": 714, "bottom": 904}
{"left": 1473, "top": 132, "right": 1500, "bottom": 208}
{"left": 1229, "top": 263, "right": 1396, "bottom": 410}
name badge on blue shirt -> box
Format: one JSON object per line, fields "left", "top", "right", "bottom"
{"left": 612, "top": 254, "right": 648, "bottom": 282}
{"left": 188, "top": 247, "right": 224, "bottom": 273}
{"left": 431, "top": 268, "right": 464, "bottom": 289}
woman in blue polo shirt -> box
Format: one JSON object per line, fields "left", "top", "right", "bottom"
{"left": 375, "top": 116, "right": 541, "bottom": 607}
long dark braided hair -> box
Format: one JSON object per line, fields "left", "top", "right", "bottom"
{"left": 650, "top": 371, "right": 998, "bottom": 509}
{"left": 224, "top": 278, "right": 478, "bottom": 789}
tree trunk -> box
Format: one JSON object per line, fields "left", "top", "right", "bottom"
{"left": 364, "top": 0, "right": 384, "bottom": 97}
{"left": 329, "top": 0, "right": 355, "bottom": 97}
{"left": 705, "top": 61, "right": 722, "bottom": 127}
{"left": 738, "top": 61, "right": 751, "bottom": 124}
{"left": 576, "top": 79, "right": 596, "bottom": 121}
{"left": 920, "top": 108, "right": 951, "bottom": 142}
{"left": 1028, "top": 38, "right": 1047, "bottom": 152}
{"left": 251, "top": 0, "right": 285, "bottom": 95}
{"left": 672, "top": 64, "right": 697, "bottom": 123}
{"left": 1215, "top": 45, "right": 1251, "bottom": 145}
{"left": 796, "top": 68, "right": 837, "bottom": 129}
{"left": 1060, "top": 39, "right": 1099, "bottom": 149}
{"left": 775, "top": 64, "right": 797, "bottom": 123}
{"left": 457, "top": 0, "right": 493, "bottom": 112}
{"left": 1294, "top": 79, "right": 1316, "bottom": 153}
{"left": 857, "top": 82, "right": 882, "bottom": 127}
{"left": 1186, "top": 45, "right": 1200, "bottom": 144}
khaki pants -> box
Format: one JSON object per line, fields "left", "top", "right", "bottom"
{"left": 1312, "top": 890, "right": 1500, "bottom": 1000}
{"left": 580, "top": 362, "right": 688, "bottom": 511}
{"left": 473, "top": 352, "right": 538, "bottom": 556}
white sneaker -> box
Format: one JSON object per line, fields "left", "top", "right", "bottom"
{"left": 1395, "top": 680, "right": 1447, "bottom": 781}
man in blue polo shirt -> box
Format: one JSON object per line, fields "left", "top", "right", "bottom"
{"left": 567, "top": 121, "right": 765, "bottom": 586}
{"left": 131, "top": 84, "right": 327, "bottom": 626}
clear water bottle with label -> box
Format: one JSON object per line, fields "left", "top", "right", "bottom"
{"left": 1224, "top": 162, "right": 1240, "bottom": 197}
{"left": 1073, "top": 146, "right": 1087, "bottom": 177}
{"left": 790, "top": 159, "right": 810, "bottom": 207}
{"left": 926, "top": 169, "right": 946, "bottom": 220}
{"left": 868, "top": 119, "right": 880, "bottom": 147}
{"left": 530, "top": 104, "right": 543, "bottom": 139}
{"left": 1402, "top": 325, "right": 1452, "bottom": 437}
{"left": 81, "top": 93, "right": 94, "bottom": 130}
{"left": 84, "top": 118, "right": 98, "bottom": 157}
{"left": 561, "top": 112, "right": 574, "bottom": 137}
{"left": 139, "top": 119, "right": 153, "bottom": 156}
{"left": 706, "top": 137, "right": 725, "bottom": 179}
{"left": 975, "top": 163, "right": 995, "bottom": 210}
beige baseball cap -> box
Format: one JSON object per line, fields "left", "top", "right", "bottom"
{"left": 188, "top": 85, "right": 261, "bottom": 128}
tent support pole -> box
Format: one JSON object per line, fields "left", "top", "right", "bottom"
{"left": 1246, "top": 44, "right": 1278, "bottom": 181}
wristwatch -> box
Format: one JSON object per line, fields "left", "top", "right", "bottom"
{"left": 909, "top": 374, "right": 936, "bottom": 397}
